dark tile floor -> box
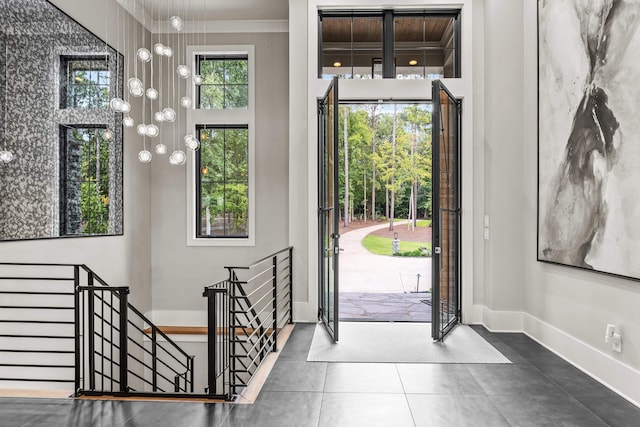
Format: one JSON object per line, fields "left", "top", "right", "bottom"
{"left": 1, "top": 323, "right": 639, "bottom": 426}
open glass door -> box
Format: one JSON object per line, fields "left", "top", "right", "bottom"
{"left": 318, "top": 77, "right": 340, "bottom": 342}
{"left": 431, "top": 80, "right": 461, "bottom": 341}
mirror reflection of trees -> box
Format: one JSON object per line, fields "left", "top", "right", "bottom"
{"left": 63, "top": 128, "right": 111, "bottom": 235}
{"left": 338, "top": 103, "right": 432, "bottom": 229}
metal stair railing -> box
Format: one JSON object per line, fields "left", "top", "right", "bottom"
{"left": 203, "top": 246, "right": 293, "bottom": 400}
{"left": 0, "top": 263, "right": 196, "bottom": 398}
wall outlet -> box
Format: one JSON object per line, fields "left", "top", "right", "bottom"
{"left": 611, "top": 333, "right": 623, "bottom": 353}
{"left": 605, "top": 324, "right": 615, "bottom": 340}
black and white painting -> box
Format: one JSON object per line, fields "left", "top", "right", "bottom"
{"left": 538, "top": 0, "right": 640, "bottom": 279}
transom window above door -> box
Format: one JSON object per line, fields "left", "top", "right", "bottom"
{"left": 318, "top": 10, "right": 461, "bottom": 80}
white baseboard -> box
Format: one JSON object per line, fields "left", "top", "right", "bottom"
{"left": 471, "top": 304, "right": 524, "bottom": 332}
{"left": 522, "top": 313, "right": 640, "bottom": 408}
{"left": 471, "top": 305, "right": 640, "bottom": 408}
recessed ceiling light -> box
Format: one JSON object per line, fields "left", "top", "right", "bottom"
{"left": 409, "top": 59, "right": 418, "bottom": 66}
{"left": 333, "top": 61, "right": 342, "bottom": 67}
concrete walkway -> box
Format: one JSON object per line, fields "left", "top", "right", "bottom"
{"left": 339, "top": 221, "right": 432, "bottom": 293}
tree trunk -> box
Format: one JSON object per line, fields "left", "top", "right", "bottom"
{"left": 385, "top": 181, "right": 389, "bottom": 219}
{"left": 370, "top": 105, "right": 378, "bottom": 221}
{"left": 389, "top": 104, "right": 397, "bottom": 231}
{"left": 363, "top": 169, "right": 367, "bottom": 222}
{"left": 343, "top": 107, "right": 349, "bottom": 228}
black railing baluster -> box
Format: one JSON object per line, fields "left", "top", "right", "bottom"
{"left": 152, "top": 328, "right": 157, "bottom": 391}
{"left": 288, "top": 247, "right": 294, "bottom": 324}
{"left": 87, "top": 272, "right": 96, "bottom": 391}
{"left": 74, "top": 266, "right": 81, "bottom": 394}
{"left": 189, "top": 356, "right": 195, "bottom": 393}
{"left": 118, "top": 288, "right": 129, "bottom": 392}
{"left": 272, "top": 255, "right": 278, "bottom": 352}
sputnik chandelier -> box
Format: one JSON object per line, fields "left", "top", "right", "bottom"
{"left": 108, "top": 0, "right": 201, "bottom": 165}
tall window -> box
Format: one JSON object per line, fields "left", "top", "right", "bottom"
{"left": 197, "top": 55, "right": 249, "bottom": 109}
{"left": 196, "top": 125, "right": 249, "bottom": 238}
{"left": 60, "top": 56, "right": 110, "bottom": 109}
{"left": 60, "top": 126, "right": 111, "bottom": 235}
{"left": 319, "top": 10, "right": 461, "bottom": 79}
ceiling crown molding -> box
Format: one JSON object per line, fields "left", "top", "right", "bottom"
{"left": 152, "top": 19, "right": 288, "bottom": 34}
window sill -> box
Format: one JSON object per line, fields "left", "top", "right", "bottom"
{"left": 187, "top": 236, "right": 255, "bottom": 247}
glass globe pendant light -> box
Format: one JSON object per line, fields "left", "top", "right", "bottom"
{"left": 137, "top": 48, "right": 152, "bottom": 62}
{"left": 146, "top": 124, "right": 160, "bottom": 138}
{"left": 154, "top": 43, "right": 166, "bottom": 56}
{"left": 177, "top": 65, "right": 191, "bottom": 79}
{"left": 103, "top": 129, "right": 113, "bottom": 140}
{"left": 184, "top": 134, "right": 200, "bottom": 151}
{"left": 146, "top": 87, "right": 158, "bottom": 100}
{"left": 169, "top": 15, "right": 184, "bottom": 31}
{"left": 137, "top": 124, "right": 148, "bottom": 136}
{"left": 180, "top": 96, "right": 192, "bottom": 108}
{"left": 162, "top": 108, "right": 176, "bottom": 122}
{"left": 169, "top": 150, "right": 186, "bottom": 165}
{"left": 123, "top": 116, "right": 135, "bottom": 127}
{"left": 154, "top": 111, "right": 165, "bottom": 122}
{"left": 193, "top": 75, "right": 203, "bottom": 85}
{"left": 138, "top": 149, "right": 152, "bottom": 163}
{"left": 155, "top": 143, "right": 167, "bottom": 154}
{"left": 163, "top": 46, "right": 173, "bottom": 57}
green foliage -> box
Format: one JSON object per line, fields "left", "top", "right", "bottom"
{"left": 361, "top": 235, "right": 431, "bottom": 257}
{"left": 81, "top": 181, "right": 109, "bottom": 234}
{"left": 67, "top": 59, "right": 110, "bottom": 108}
{"left": 199, "top": 58, "right": 248, "bottom": 109}
{"left": 199, "top": 128, "right": 249, "bottom": 236}
{"left": 67, "top": 128, "right": 110, "bottom": 235}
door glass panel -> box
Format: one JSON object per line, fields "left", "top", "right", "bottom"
{"left": 431, "top": 80, "right": 460, "bottom": 341}
{"left": 318, "top": 77, "right": 340, "bottom": 341}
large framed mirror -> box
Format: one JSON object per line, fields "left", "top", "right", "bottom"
{"left": 0, "top": 0, "right": 124, "bottom": 241}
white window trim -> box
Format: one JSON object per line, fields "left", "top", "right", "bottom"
{"left": 186, "top": 45, "right": 255, "bottom": 247}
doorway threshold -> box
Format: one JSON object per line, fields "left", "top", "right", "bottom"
{"left": 339, "top": 292, "right": 431, "bottom": 322}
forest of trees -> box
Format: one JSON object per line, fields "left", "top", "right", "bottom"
{"left": 338, "top": 103, "right": 432, "bottom": 230}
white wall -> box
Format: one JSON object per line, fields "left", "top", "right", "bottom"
{"left": 480, "top": 0, "right": 525, "bottom": 315}
{"left": 520, "top": 0, "right": 640, "bottom": 404}
{"left": 478, "top": 0, "right": 640, "bottom": 405}
{"left": 0, "top": 0, "right": 153, "bottom": 311}
{"left": 149, "top": 32, "right": 289, "bottom": 323}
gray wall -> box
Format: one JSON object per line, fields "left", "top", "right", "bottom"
{"left": 150, "top": 32, "right": 289, "bottom": 314}
{"left": 0, "top": 0, "right": 153, "bottom": 311}
{"left": 481, "top": 0, "right": 640, "bottom": 393}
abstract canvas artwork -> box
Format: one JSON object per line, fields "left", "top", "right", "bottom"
{"left": 538, "top": 0, "right": 640, "bottom": 280}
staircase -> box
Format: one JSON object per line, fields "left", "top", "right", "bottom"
{"left": 0, "top": 263, "right": 195, "bottom": 397}
{"left": 1, "top": 248, "right": 294, "bottom": 401}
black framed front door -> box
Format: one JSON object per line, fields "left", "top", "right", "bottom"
{"left": 431, "top": 80, "right": 461, "bottom": 341}
{"left": 318, "top": 77, "right": 340, "bottom": 342}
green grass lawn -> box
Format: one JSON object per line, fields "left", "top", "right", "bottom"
{"left": 362, "top": 235, "right": 432, "bottom": 257}
{"left": 416, "top": 219, "right": 431, "bottom": 227}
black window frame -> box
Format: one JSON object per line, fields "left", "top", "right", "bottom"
{"left": 195, "top": 124, "right": 250, "bottom": 239}
{"left": 59, "top": 124, "right": 111, "bottom": 237}
{"left": 318, "top": 9, "right": 462, "bottom": 79}
{"left": 60, "top": 55, "right": 111, "bottom": 109}
{"left": 195, "top": 54, "right": 249, "bottom": 110}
